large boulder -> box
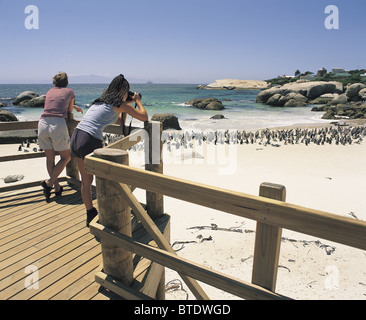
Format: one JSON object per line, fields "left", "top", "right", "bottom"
{"left": 281, "top": 81, "right": 343, "bottom": 99}
{"left": 185, "top": 98, "right": 225, "bottom": 110}
{"left": 359, "top": 88, "right": 366, "bottom": 100}
{"left": 151, "top": 113, "right": 182, "bottom": 130}
{"left": 266, "top": 92, "right": 308, "bottom": 107}
{"left": 18, "top": 95, "right": 46, "bottom": 108}
{"left": 310, "top": 93, "right": 339, "bottom": 104}
{"left": 0, "top": 110, "right": 18, "bottom": 122}
{"left": 346, "top": 83, "right": 366, "bottom": 99}
{"left": 13, "top": 91, "right": 39, "bottom": 105}
{"left": 329, "top": 93, "right": 349, "bottom": 105}
{"left": 256, "top": 87, "right": 285, "bottom": 104}
{"left": 283, "top": 93, "right": 309, "bottom": 107}
{"left": 266, "top": 93, "right": 283, "bottom": 106}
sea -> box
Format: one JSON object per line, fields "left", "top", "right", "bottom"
{"left": 0, "top": 83, "right": 330, "bottom": 132}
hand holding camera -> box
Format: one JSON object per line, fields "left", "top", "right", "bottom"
{"left": 127, "top": 91, "right": 142, "bottom": 102}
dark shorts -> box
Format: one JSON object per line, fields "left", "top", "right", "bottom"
{"left": 70, "top": 128, "right": 103, "bottom": 159}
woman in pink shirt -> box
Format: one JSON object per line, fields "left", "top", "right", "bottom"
{"left": 38, "top": 72, "right": 82, "bottom": 201}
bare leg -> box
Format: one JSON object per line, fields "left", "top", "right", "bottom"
{"left": 76, "top": 157, "right": 94, "bottom": 211}
{"left": 44, "top": 149, "right": 71, "bottom": 191}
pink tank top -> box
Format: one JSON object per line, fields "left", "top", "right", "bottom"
{"left": 41, "top": 87, "right": 75, "bottom": 119}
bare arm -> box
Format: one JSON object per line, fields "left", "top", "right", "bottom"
{"left": 67, "top": 98, "right": 83, "bottom": 114}
{"left": 113, "top": 94, "right": 148, "bottom": 122}
{"left": 68, "top": 98, "right": 75, "bottom": 114}
{"left": 115, "top": 113, "right": 125, "bottom": 125}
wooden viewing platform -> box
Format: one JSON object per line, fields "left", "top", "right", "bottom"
{"left": 0, "top": 183, "right": 169, "bottom": 300}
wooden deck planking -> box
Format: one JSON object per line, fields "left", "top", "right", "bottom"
{"left": 0, "top": 184, "right": 113, "bottom": 300}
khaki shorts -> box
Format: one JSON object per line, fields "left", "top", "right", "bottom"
{"left": 38, "top": 117, "right": 70, "bottom": 151}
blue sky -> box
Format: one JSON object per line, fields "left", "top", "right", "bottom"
{"left": 0, "top": 0, "right": 365, "bottom": 84}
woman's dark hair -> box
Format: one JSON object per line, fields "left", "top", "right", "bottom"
{"left": 53, "top": 72, "right": 68, "bottom": 88}
{"left": 92, "top": 74, "right": 130, "bottom": 106}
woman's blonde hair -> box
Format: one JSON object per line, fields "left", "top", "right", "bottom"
{"left": 53, "top": 72, "right": 69, "bottom": 88}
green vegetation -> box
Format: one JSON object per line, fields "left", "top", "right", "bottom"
{"left": 266, "top": 69, "right": 366, "bottom": 86}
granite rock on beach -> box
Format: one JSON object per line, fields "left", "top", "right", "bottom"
{"left": 185, "top": 98, "right": 225, "bottom": 111}
{"left": 151, "top": 113, "right": 182, "bottom": 130}
{"left": 0, "top": 110, "right": 18, "bottom": 122}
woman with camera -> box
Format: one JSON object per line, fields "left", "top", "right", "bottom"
{"left": 70, "top": 74, "right": 148, "bottom": 227}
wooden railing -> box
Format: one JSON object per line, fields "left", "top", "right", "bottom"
{"left": 83, "top": 122, "right": 366, "bottom": 300}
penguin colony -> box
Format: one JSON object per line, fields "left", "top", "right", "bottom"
{"left": 128, "top": 124, "right": 366, "bottom": 152}
{"left": 16, "top": 125, "right": 366, "bottom": 154}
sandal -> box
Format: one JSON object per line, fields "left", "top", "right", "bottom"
{"left": 55, "top": 186, "right": 63, "bottom": 197}
{"left": 41, "top": 180, "right": 52, "bottom": 201}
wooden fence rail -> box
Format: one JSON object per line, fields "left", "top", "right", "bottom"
{"left": 84, "top": 155, "right": 366, "bottom": 252}
{"left": 85, "top": 140, "right": 366, "bottom": 299}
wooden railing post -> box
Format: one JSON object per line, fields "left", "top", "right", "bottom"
{"left": 144, "top": 120, "right": 165, "bottom": 299}
{"left": 94, "top": 148, "right": 134, "bottom": 287}
{"left": 144, "top": 121, "right": 164, "bottom": 219}
{"left": 66, "top": 113, "right": 80, "bottom": 182}
{"left": 252, "top": 183, "right": 286, "bottom": 291}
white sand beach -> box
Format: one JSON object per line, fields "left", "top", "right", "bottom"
{"left": 1, "top": 123, "right": 366, "bottom": 300}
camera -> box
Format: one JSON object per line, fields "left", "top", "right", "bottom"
{"left": 127, "top": 91, "right": 142, "bottom": 101}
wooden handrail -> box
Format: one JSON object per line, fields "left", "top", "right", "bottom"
{"left": 0, "top": 120, "right": 142, "bottom": 163}
{"left": 0, "top": 121, "right": 39, "bottom": 131}
{"left": 84, "top": 155, "right": 366, "bottom": 251}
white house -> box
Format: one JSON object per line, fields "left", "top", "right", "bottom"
{"left": 332, "top": 68, "right": 346, "bottom": 74}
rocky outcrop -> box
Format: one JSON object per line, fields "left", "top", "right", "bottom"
{"left": 257, "top": 81, "right": 343, "bottom": 107}
{"left": 308, "top": 83, "right": 366, "bottom": 106}
{"left": 198, "top": 79, "right": 269, "bottom": 90}
{"left": 13, "top": 91, "right": 45, "bottom": 108}
{"left": 151, "top": 113, "right": 182, "bottom": 130}
{"left": 312, "top": 103, "right": 366, "bottom": 120}
{"left": 185, "top": 98, "right": 225, "bottom": 110}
